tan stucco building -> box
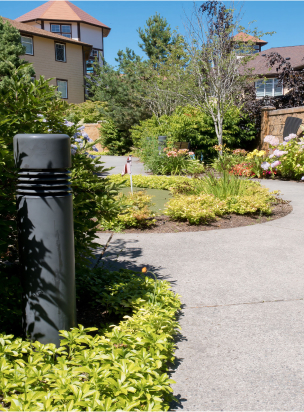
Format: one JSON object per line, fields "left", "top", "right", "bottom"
{"left": 2, "top": 17, "right": 92, "bottom": 103}
{"left": 1, "top": 1, "right": 111, "bottom": 103}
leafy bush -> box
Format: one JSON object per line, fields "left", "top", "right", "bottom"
{"left": 99, "top": 191, "right": 156, "bottom": 231}
{"left": 131, "top": 105, "right": 257, "bottom": 160}
{"left": 65, "top": 101, "right": 106, "bottom": 124}
{"left": 100, "top": 119, "right": 133, "bottom": 155}
{"left": 0, "top": 268, "right": 181, "bottom": 411}
{"left": 165, "top": 181, "right": 276, "bottom": 224}
{"left": 0, "top": 66, "right": 121, "bottom": 269}
{"left": 141, "top": 138, "right": 204, "bottom": 175}
{"left": 165, "top": 194, "right": 228, "bottom": 224}
{"left": 0, "top": 264, "right": 22, "bottom": 336}
{"left": 107, "top": 174, "right": 279, "bottom": 226}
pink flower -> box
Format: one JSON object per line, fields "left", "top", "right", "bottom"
{"left": 284, "top": 133, "right": 297, "bottom": 142}
{"left": 264, "top": 135, "right": 280, "bottom": 147}
{"left": 271, "top": 160, "right": 281, "bottom": 168}
{"left": 273, "top": 150, "right": 288, "bottom": 157}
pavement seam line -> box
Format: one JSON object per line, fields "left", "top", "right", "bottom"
{"left": 186, "top": 297, "right": 304, "bottom": 309}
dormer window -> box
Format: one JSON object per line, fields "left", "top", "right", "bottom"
{"left": 51, "top": 24, "right": 71, "bottom": 38}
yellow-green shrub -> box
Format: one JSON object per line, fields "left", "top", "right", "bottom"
{"left": 0, "top": 269, "right": 181, "bottom": 411}
{"left": 107, "top": 175, "right": 279, "bottom": 226}
{"left": 99, "top": 191, "right": 156, "bottom": 230}
{"left": 165, "top": 194, "right": 228, "bottom": 224}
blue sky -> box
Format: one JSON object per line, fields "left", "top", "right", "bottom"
{"left": 1, "top": 1, "right": 303, "bottom": 67}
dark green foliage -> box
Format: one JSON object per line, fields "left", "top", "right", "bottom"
{"left": 70, "top": 147, "right": 120, "bottom": 267}
{"left": 87, "top": 51, "right": 150, "bottom": 154}
{"left": 0, "top": 264, "right": 22, "bottom": 336}
{"left": 99, "top": 119, "right": 132, "bottom": 155}
{"left": 0, "top": 66, "right": 69, "bottom": 260}
{"left": 137, "top": 13, "right": 178, "bottom": 62}
{"left": 0, "top": 17, "right": 35, "bottom": 93}
{"left": 0, "top": 66, "right": 122, "bottom": 338}
{"left": 132, "top": 105, "right": 257, "bottom": 161}
{"left": 65, "top": 101, "right": 106, "bottom": 124}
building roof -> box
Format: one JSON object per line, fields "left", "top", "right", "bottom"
{"left": 243, "top": 45, "right": 304, "bottom": 76}
{"left": 1, "top": 16, "right": 92, "bottom": 48}
{"left": 15, "top": 0, "right": 111, "bottom": 37}
{"left": 233, "top": 32, "right": 268, "bottom": 45}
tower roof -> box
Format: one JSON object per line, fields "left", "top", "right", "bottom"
{"left": 15, "top": 0, "right": 111, "bottom": 37}
{"left": 233, "top": 32, "right": 268, "bottom": 45}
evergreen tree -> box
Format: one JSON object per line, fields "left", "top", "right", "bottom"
{"left": 0, "top": 18, "right": 34, "bottom": 93}
{"left": 137, "top": 13, "right": 178, "bottom": 62}
{"left": 87, "top": 50, "right": 150, "bottom": 154}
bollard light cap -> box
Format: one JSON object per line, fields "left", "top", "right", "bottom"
{"left": 14, "top": 134, "right": 71, "bottom": 169}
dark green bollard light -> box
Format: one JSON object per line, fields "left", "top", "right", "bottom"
{"left": 13, "top": 134, "right": 76, "bottom": 346}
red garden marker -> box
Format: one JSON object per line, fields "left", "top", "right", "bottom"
{"left": 121, "top": 155, "right": 133, "bottom": 194}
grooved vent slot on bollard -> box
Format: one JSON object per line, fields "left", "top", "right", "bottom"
{"left": 14, "top": 134, "right": 76, "bottom": 347}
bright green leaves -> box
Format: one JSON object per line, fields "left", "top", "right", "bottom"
{"left": 0, "top": 269, "right": 181, "bottom": 411}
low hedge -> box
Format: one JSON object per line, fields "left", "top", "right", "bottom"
{"left": 0, "top": 268, "right": 181, "bottom": 411}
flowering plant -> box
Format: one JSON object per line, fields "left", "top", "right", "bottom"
{"left": 262, "top": 132, "right": 304, "bottom": 179}
{"left": 229, "top": 163, "right": 255, "bottom": 177}
{"left": 141, "top": 138, "right": 204, "bottom": 175}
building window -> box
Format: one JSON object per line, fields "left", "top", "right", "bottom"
{"left": 55, "top": 43, "right": 66, "bottom": 62}
{"left": 86, "top": 49, "right": 99, "bottom": 74}
{"left": 51, "top": 24, "right": 71, "bottom": 38}
{"left": 56, "top": 80, "right": 68, "bottom": 99}
{"left": 21, "top": 36, "right": 33, "bottom": 55}
{"left": 255, "top": 78, "right": 283, "bottom": 97}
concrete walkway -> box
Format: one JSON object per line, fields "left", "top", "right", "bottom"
{"left": 98, "top": 155, "right": 148, "bottom": 176}
{"left": 96, "top": 164, "right": 304, "bottom": 410}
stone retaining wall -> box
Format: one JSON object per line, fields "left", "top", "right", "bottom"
{"left": 260, "top": 106, "right": 304, "bottom": 150}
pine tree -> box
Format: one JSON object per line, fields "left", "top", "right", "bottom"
{"left": 137, "top": 13, "right": 178, "bottom": 62}
{"left": 0, "top": 18, "right": 35, "bottom": 93}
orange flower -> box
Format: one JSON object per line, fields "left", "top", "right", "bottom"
{"left": 142, "top": 267, "right": 147, "bottom": 273}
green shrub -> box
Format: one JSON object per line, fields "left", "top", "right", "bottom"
{"left": 65, "top": 101, "right": 106, "bottom": 124}
{"left": 100, "top": 119, "right": 133, "bottom": 155}
{"left": 99, "top": 191, "right": 156, "bottom": 231}
{"left": 131, "top": 105, "right": 257, "bottom": 160}
{"left": 0, "top": 65, "right": 121, "bottom": 269}
{"left": 107, "top": 174, "right": 278, "bottom": 226}
{"left": 140, "top": 138, "right": 204, "bottom": 175}
{"left": 0, "top": 268, "right": 181, "bottom": 411}
{"left": 165, "top": 194, "right": 228, "bottom": 224}
{"left": 165, "top": 180, "right": 276, "bottom": 224}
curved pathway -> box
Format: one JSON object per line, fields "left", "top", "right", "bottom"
{"left": 96, "top": 159, "right": 304, "bottom": 410}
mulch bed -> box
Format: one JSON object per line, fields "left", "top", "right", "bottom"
{"left": 100, "top": 202, "right": 292, "bottom": 234}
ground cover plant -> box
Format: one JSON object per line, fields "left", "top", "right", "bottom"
{"left": 107, "top": 173, "right": 280, "bottom": 226}
{"left": 99, "top": 191, "right": 157, "bottom": 231}
{"left": 0, "top": 268, "right": 181, "bottom": 411}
